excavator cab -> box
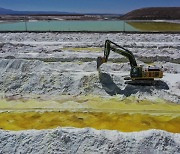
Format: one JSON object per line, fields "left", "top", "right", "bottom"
{"left": 130, "top": 66, "right": 143, "bottom": 78}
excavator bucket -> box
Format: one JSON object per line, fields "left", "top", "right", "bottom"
{"left": 97, "top": 57, "right": 105, "bottom": 69}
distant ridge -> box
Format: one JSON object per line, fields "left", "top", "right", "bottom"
{"left": 0, "top": 7, "right": 121, "bottom": 16}
{"left": 0, "top": 7, "right": 77, "bottom": 15}
{"left": 121, "top": 7, "right": 180, "bottom": 20}
{"left": 0, "top": 7, "right": 14, "bottom": 14}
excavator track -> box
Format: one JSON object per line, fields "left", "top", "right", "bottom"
{"left": 125, "top": 80, "right": 156, "bottom": 86}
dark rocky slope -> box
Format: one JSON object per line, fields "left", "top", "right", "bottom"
{"left": 121, "top": 7, "right": 180, "bottom": 20}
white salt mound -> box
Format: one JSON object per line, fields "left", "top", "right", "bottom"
{"left": 0, "top": 128, "right": 180, "bottom": 154}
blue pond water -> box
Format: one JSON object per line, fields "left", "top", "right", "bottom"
{"left": 0, "top": 20, "right": 138, "bottom": 32}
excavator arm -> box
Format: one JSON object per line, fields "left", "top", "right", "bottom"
{"left": 97, "top": 40, "right": 137, "bottom": 69}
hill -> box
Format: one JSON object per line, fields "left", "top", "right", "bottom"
{"left": 121, "top": 7, "right": 180, "bottom": 20}
{"left": 0, "top": 7, "right": 74, "bottom": 15}
{"left": 0, "top": 7, "right": 121, "bottom": 16}
{"left": 0, "top": 7, "right": 14, "bottom": 14}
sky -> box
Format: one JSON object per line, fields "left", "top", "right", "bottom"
{"left": 0, "top": 0, "right": 179, "bottom": 14}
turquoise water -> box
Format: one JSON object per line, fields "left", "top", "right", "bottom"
{"left": 0, "top": 20, "right": 138, "bottom": 32}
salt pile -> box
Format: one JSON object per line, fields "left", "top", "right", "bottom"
{"left": 0, "top": 128, "right": 180, "bottom": 154}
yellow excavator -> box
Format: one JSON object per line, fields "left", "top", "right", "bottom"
{"left": 97, "top": 40, "right": 163, "bottom": 85}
